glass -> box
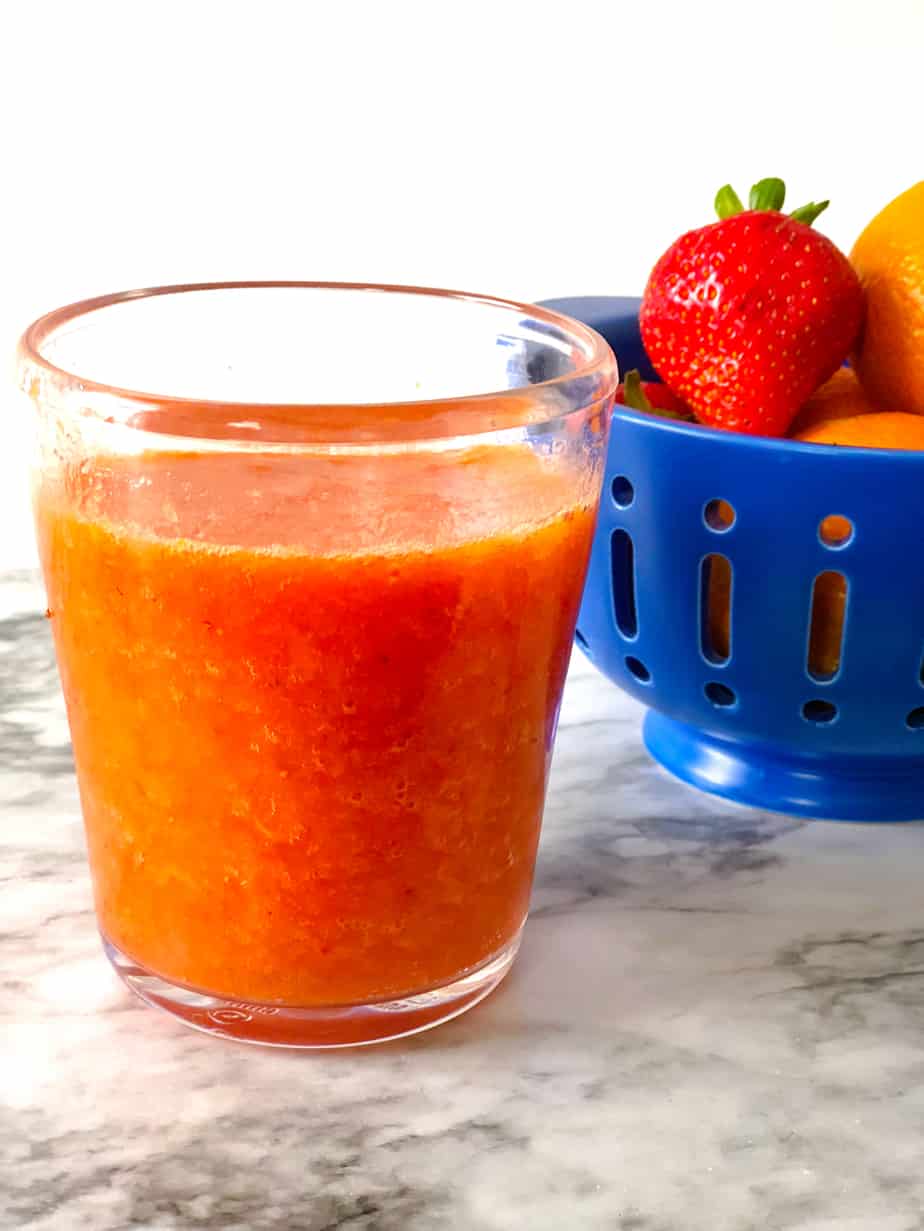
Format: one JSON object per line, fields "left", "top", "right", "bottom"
{"left": 18, "top": 282, "right": 616, "bottom": 1047}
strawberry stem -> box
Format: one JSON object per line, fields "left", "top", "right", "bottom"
{"left": 714, "top": 185, "right": 744, "bottom": 219}
{"left": 789, "top": 200, "right": 830, "bottom": 226}
{"left": 748, "top": 177, "right": 786, "bottom": 211}
{"left": 622, "top": 370, "right": 653, "bottom": 413}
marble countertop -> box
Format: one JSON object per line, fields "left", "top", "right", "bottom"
{"left": 5, "top": 569, "right": 924, "bottom": 1231}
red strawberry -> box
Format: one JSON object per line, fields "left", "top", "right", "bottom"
{"left": 639, "top": 178, "right": 865, "bottom": 436}
{"left": 614, "top": 370, "right": 694, "bottom": 420}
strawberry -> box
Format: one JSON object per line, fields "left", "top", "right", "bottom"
{"left": 639, "top": 178, "right": 865, "bottom": 436}
{"left": 614, "top": 370, "right": 695, "bottom": 421}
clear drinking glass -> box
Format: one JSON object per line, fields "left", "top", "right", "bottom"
{"left": 18, "top": 283, "right": 616, "bottom": 1047}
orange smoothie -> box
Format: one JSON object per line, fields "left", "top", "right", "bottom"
{"left": 36, "top": 444, "right": 594, "bottom": 1005}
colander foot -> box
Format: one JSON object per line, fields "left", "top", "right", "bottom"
{"left": 643, "top": 711, "right": 924, "bottom": 822}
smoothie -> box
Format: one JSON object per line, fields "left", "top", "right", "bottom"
{"left": 36, "top": 443, "right": 594, "bottom": 1006}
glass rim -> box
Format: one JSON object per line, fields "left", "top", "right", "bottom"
{"left": 16, "top": 280, "right": 618, "bottom": 449}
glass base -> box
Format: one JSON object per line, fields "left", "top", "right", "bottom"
{"left": 102, "top": 928, "right": 523, "bottom": 1049}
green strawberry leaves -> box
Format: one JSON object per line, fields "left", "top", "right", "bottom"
{"left": 749, "top": 177, "right": 786, "bottom": 211}
{"left": 713, "top": 178, "right": 830, "bottom": 228}
{"left": 621, "top": 371, "right": 695, "bottom": 422}
{"left": 621, "top": 370, "right": 654, "bottom": 412}
{"left": 714, "top": 185, "right": 745, "bottom": 220}
{"left": 789, "top": 200, "right": 830, "bottom": 225}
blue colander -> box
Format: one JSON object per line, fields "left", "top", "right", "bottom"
{"left": 541, "top": 296, "right": 924, "bottom": 821}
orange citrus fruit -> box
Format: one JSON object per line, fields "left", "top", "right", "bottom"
{"left": 850, "top": 181, "right": 924, "bottom": 414}
{"left": 788, "top": 367, "right": 877, "bottom": 436}
{"left": 793, "top": 410, "right": 924, "bottom": 449}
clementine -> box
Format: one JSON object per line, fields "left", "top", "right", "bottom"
{"left": 788, "top": 367, "right": 878, "bottom": 436}
{"left": 793, "top": 411, "right": 924, "bottom": 449}
{"left": 850, "top": 181, "right": 924, "bottom": 415}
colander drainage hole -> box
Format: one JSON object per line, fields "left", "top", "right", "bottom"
{"left": 704, "top": 499, "right": 736, "bottom": 532}
{"left": 701, "top": 554, "right": 732, "bottom": 664}
{"left": 907, "top": 707, "right": 924, "bottom": 730}
{"left": 625, "top": 656, "right": 651, "bottom": 683}
{"left": 612, "top": 476, "right": 635, "bottom": 508}
{"left": 819, "top": 515, "right": 854, "bottom": 549}
{"left": 611, "top": 530, "right": 638, "bottom": 639}
{"left": 705, "top": 682, "right": 737, "bottom": 708}
{"left": 807, "top": 571, "right": 847, "bottom": 682}
{"left": 802, "top": 699, "right": 838, "bottom": 725}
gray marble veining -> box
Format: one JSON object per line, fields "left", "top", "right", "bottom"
{"left": 4, "top": 570, "right": 924, "bottom": 1230}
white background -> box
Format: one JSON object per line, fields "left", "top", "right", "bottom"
{"left": 2, "top": 0, "right": 922, "bottom": 568}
